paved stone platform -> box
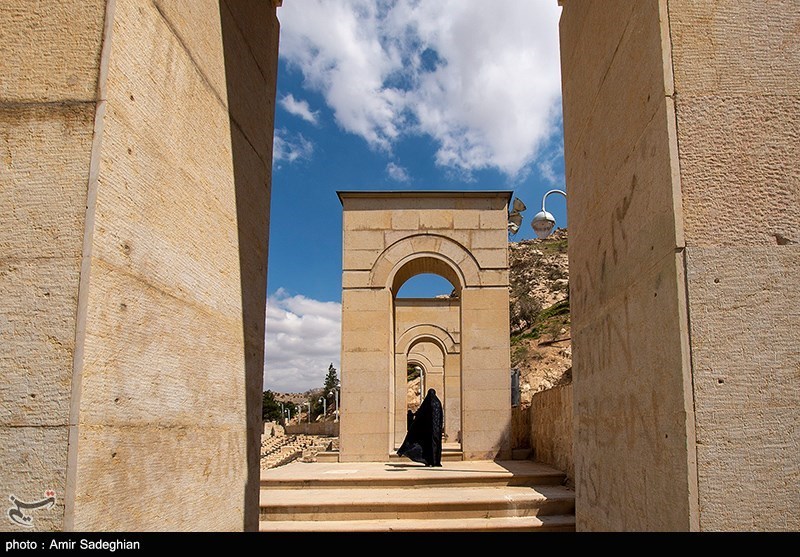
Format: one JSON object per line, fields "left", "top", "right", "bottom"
{"left": 260, "top": 459, "right": 567, "bottom": 485}
{"left": 259, "top": 459, "right": 575, "bottom": 532}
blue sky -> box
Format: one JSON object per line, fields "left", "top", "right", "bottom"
{"left": 264, "top": 1, "right": 567, "bottom": 393}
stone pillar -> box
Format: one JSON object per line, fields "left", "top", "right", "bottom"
{"left": 2, "top": 0, "right": 280, "bottom": 532}
{"left": 559, "top": 0, "right": 798, "bottom": 531}
{"left": 460, "top": 286, "right": 512, "bottom": 460}
{"left": 444, "top": 351, "right": 462, "bottom": 443}
{"left": 668, "top": 0, "right": 800, "bottom": 531}
{"left": 339, "top": 289, "right": 394, "bottom": 462}
{"left": 1, "top": 0, "right": 109, "bottom": 532}
{"left": 393, "top": 352, "right": 409, "bottom": 447}
{"left": 425, "top": 371, "right": 445, "bottom": 398}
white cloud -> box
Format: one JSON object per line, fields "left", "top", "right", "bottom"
{"left": 277, "top": 1, "right": 403, "bottom": 151}
{"left": 537, "top": 142, "right": 565, "bottom": 187}
{"left": 279, "top": 93, "right": 319, "bottom": 124}
{"left": 277, "top": 0, "right": 563, "bottom": 178}
{"left": 386, "top": 162, "right": 410, "bottom": 182}
{"left": 272, "top": 128, "right": 314, "bottom": 164}
{"left": 264, "top": 288, "right": 341, "bottom": 393}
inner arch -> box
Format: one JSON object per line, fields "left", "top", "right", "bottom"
{"left": 396, "top": 273, "right": 455, "bottom": 298}
{"left": 391, "top": 255, "right": 462, "bottom": 296}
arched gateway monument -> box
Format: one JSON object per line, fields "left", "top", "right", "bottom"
{"left": 3, "top": 0, "right": 796, "bottom": 533}
{"left": 337, "top": 191, "right": 513, "bottom": 462}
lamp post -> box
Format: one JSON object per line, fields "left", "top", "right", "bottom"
{"left": 318, "top": 396, "right": 326, "bottom": 419}
{"left": 329, "top": 388, "right": 340, "bottom": 422}
{"left": 531, "top": 189, "right": 566, "bottom": 239}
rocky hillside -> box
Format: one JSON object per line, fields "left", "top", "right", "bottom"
{"left": 406, "top": 229, "right": 572, "bottom": 411}
{"left": 508, "top": 228, "right": 572, "bottom": 407}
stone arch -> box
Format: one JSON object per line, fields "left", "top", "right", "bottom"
{"left": 395, "top": 324, "right": 459, "bottom": 356}
{"left": 339, "top": 191, "right": 512, "bottom": 462}
{"left": 394, "top": 323, "right": 461, "bottom": 448}
{"left": 406, "top": 352, "right": 434, "bottom": 373}
{"left": 405, "top": 352, "right": 434, "bottom": 409}
{"left": 369, "top": 234, "right": 481, "bottom": 291}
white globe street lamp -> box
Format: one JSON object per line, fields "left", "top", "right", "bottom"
{"left": 531, "top": 189, "right": 567, "bottom": 239}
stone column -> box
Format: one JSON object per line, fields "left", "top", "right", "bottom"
{"left": 339, "top": 289, "right": 394, "bottom": 461}
{"left": 444, "top": 352, "right": 462, "bottom": 443}
{"left": 460, "top": 287, "right": 512, "bottom": 460}
{"left": 2, "top": 0, "right": 280, "bottom": 532}
{"left": 559, "top": 0, "right": 798, "bottom": 531}
{"left": 668, "top": 0, "right": 800, "bottom": 531}
{"left": 393, "top": 352, "right": 408, "bottom": 447}
{"left": 1, "top": 0, "right": 110, "bottom": 533}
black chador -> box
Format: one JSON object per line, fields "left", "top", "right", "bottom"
{"left": 397, "top": 388, "right": 443, "bottom": 467}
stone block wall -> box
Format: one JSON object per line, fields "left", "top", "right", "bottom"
{"left": 530, "top": 384, "right": 574, "bottom": 488}
{"left": 560, "top": 0, "right": 697, "bottom": 531}
{"left": 560, "top": 0, "right": 798, "bottom": 531}
{"left": 1, "top": 0, "right": 110, "bottom": 532}
{"left": 1, "top": 0, "right": 280, "bottom": 531}
{"left": 668, "top": 0, "right": 799, "bottom": 531}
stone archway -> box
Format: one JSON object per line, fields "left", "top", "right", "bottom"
{"left": 395, "top": 322, "right": 461, "bottom": 448}
{"left": 338, "top": 191, "right": 513, "bottom": 462}
{"left": 405, "top": 354, "right": 430, "bottom": 409}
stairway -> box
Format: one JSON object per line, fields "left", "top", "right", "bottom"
{"left": 259, "top": 459, "right": 575, "bottom": 532}
{"left": 387, "top": 443, "right": 464, "bottom": 463}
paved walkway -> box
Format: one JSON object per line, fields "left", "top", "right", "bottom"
{"left": 260, "top": 458, "right": 566, "bottom": 484}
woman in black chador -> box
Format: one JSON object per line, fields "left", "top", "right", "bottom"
{"left": 397, "top": 388, "right": 443, "bottom": 467}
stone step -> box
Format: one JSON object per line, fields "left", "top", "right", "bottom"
{"left": 310, "top": 449, "right": 465, "bottom": 464}
{"left": 275, "top": 439, "right": 467, "bottom": 465}
{"left": 314, "top": 451, "right": 340, "bottom": 463}
{"left": 260, "top": 484, "right": 575, "bottom": 522}
{"left": 259, "top": 514, "right": 576, "bottom": 532}
{"left": 387, "top": 450, "right": 463, "bottom": 462}
{"left": 258, "top": 459, "right": 574, "bottom": 533}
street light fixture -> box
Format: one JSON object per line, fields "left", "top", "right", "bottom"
{"left": 531, "top": 189, "right": 566, "bottom": 239}
{"left": 507, "top": 197, "right": 526, "bottom": 237}
{"left": 318, "top": 396, "right": 327, "bottom": 419}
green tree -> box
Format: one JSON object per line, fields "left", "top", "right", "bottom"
{"left": 262, "top": 390, "right": 282, "bottom": 422}
{"left": 323, "top": 364, "right": 339, "bottom": 413}
{"left": 324, "top": 363, "right": 339, "bottom": 392}
{"left": 307, "top": 365, "right": 342, "bottom": 421}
